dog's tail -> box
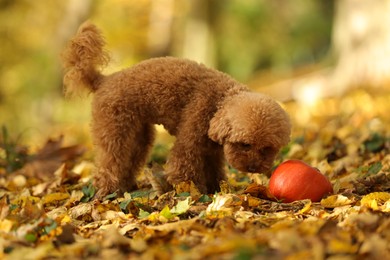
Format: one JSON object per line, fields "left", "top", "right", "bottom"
{"left": 62, "top": 21, "right": 109, "bottom": 95}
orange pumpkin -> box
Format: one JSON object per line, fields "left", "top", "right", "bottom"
{"left": 269, "top": 160, "right": 333, "bottom": 202}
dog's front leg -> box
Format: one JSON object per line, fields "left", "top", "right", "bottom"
{"left": 165, "top": 136, "right": 209, "bottom": 194}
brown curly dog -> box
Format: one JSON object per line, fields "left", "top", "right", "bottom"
{"left": 62, "top": 22, "right": 291, "bottom": 198}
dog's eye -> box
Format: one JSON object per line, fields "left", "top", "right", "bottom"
{"left": 237, "top": 142, "right": 252, "bottom": 150}
{"left": 260, "top": 146, "right": 274, "bottom": 155}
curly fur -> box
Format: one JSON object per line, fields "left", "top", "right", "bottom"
{"left": 62, "top": 22, "right": 291, "bottom": 198}
{"left": 62, "top": 21, "right": 109, "bottom": 95}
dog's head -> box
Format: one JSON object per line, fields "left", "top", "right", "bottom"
{"left": 208, "top": 92, "right": 291, "bottom": 174}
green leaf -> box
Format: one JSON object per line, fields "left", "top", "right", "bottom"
{"left": 279, "top": 143, "right": 291, "bottom": 158}
{"left": 233, "top": 248, "right": 255, "bottom": 260}
{"left": 43, "top": 219, "right": 58, "bottom": 235}
{"left": 198, "top": 194, "right": 213, "bottom": 203}
{"left": 149, "top": 143, "right": 169, "bottom": 164}
{"left": 357, "top": 162, "right": 383, "bottom": 176}
{"left": 170, "top": 197, "right": 191, "bottom": 215}
{"left": 138, "top": 208, "right": 150, "bottom": 219}
{"left": 9, "top": 204, "right": 18, "bottom": 211}
{"left": 25, "top": 233, "right": 37, "bottom": 243}
{"left": 363, "top": 133, "right": 385, "bottom": 153}
{"left": 104, "top": 191, "right": 117, "bottom": 200}
{"left": 177, "top": 192, "right": 190, "bottom": 197}
{"left": 130, "top": 190, "right": 151, "bottom": 199}
{"left": 119, "top": 199, "right": 132, "bottom": 212}
{"left": 367, "top": 162, "right": 382, "bottom": 175}
{"left": 81, "top": 183, "right": 96, "bottom": 202}
{"left": 0, "top": 125, "right": 28, "bottom": 173}
{"left": 160, "top": 205, "right": 174, "bottom": 220}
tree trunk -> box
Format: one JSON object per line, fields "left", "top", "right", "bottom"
{"left": 330, "top": 0, "right": 390, "bottom": 94}
{"left": 172, "top": 0, "right": 216, "bottom": 67}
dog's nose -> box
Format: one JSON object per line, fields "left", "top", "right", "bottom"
{"left": 247, "top": 166, "right": 257, "bottom": 172}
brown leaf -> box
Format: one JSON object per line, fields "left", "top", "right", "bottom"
{"left": 55, "top": 224, "right": 76, "bottom": 245}
{"left": 242, "top": 182, "right": 277, "bottom": 201}
{"left": 174, "top": 181, "right": 201, "bottom": 199}
{"left": 0, "top": 196, "right": 9, "bottom": 220}
{"left": 144, "top": 163, "right": 172, "bottom": 195}
{"left": 19, "top": 136, "right": 85, "bottom": 180}
{"left": 18, "top": 198, "right": 45, "bottom": 223}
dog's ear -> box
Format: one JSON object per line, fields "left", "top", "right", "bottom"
{"left": 208, "top": 108, "right": 231, "bottom": 144}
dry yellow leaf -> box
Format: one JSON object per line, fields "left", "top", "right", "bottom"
{"left": 299, "top": 200, "right": 312, "bottom": 214}
{"left": 206, "top": 194, "right": 242, "bottom": 217}
{"left": 0, "top": 219, "right": 13, "bottom": 232}
{"left": 321, "top": 194, "right": 354, "bottom": 208}
{"left": 68, "top": 202, "right": 93, "bottom": 219}
{"left": 11, "top": 195, "right": 40, "bottom": 206}
{"left": 246, "top": 196, "right": 262, "bottom": 207}
{"left": 11, "top": 175, "right": 27, "bottom": 188}
{"left": 381, "top": 201, "right": 390, "bottom": 212}
{"left": 60, "top": 214, "right": 72, "bottom": 225}
{"left": 42, "top": 192, "right": 70, "bottom": 205}
{"left": 2, "top": 90, "right": 390, "bottom": 259}
{"left": 327, "top": 238, "right": 359, "bottom": 254}
{"left": 72, "top": 161, "right": 95, "bottom": 177}
{"left": 360, "top": 192, "right": 390, "bottom": 211}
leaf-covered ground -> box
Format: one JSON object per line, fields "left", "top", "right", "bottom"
{"left": 1, "top": 90, "right": 389, "bottom": 259}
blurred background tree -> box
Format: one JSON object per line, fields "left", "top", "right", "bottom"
{"left": 331, "top": 0, "right": 390, "bottom": 93}
{"left": 0, "top": 0, "right": 388, "bottom": 146}
{"left": 258, "top": 0, "right": 390, "bottom": 103}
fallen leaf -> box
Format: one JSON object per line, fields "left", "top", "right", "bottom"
{"left": 18, "top": 136, "right": 85, "bottom": 180}
{"left": 359, "top": 234, "right": 389, "bottom": 259}
{"left": 68, "top": 202, "right": 93, "bottom": 220}
{"left": 55, "top": 224, "right": 75, "bottom": 245}
{"left": 298, "top": 200, "right": 312, "bottom": 214}
{"left": 42, "top": 193, "right": 70, "bottom": 205}
{"left": 360, "top": 192, "right": 390, "bottom": 211}
{"left": 170, "top": 197, "right": 191, "bottom": 215}
{"left": 327, "top": 236, "right": 359, "bottom": 254}
{"left": 2, "top": 90, "right": 390, "bottom": 259}
{"left": 206, "top": 194, "right": 242, "bottom": 217}
{"left": 159, "top": 205, "right": 174, "bottom": 221}
{"left": 144, "top": 163, "right": 172, "bottom": 195}
{"left": 0, "top": 219, "right": 13, "bottom": 232}
{"left": 242, "top": 182, "right": 276, "bottom": 200}
{"left": 321, "top": 194, "right": 354, "bottom": 208}
{"left": 174, "top": 181, "right": 202, "bottom": 199}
